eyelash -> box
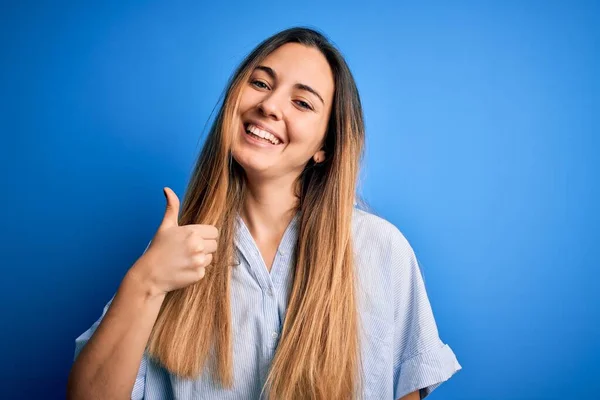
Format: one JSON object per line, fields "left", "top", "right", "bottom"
{"left": 250, "top": 80, "right": 313, "bottom": 111}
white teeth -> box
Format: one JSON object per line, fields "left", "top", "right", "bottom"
{"left": 246, "top": 124, "right": 280, "bottom": 145}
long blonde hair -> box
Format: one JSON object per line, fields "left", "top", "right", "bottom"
{"left": 146, "top": 26, "right": 366, "bottom": 399}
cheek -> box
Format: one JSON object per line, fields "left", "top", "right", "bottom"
{"left": 289, "top": 120, "right": 326, "bottom": 149}
{"left": 238, "top": 87, "right": 262, "bottom": 111}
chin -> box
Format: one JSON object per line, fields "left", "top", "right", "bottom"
{"left": 232, "top": 150, "right": 272, "bottom": 175}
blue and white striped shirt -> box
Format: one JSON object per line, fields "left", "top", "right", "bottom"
{"left": 74, "top": 208, "right": 461, "bottom": 399}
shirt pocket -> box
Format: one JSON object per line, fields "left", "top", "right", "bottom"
{"left": 360, "top": 311, "right": 393, "bottom": 399}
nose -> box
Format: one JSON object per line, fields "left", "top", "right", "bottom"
{"left": 257, "top": 92, "right": 283, "bottom": 121}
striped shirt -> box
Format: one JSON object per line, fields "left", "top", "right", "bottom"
{"left": 74, "top": 208, "right": 461, "bottom": 399}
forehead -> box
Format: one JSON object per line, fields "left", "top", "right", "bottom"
{"left": 258, "top": 43, "right": 334, "bottom": 102}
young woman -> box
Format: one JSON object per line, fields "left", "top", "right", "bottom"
{"left": 67, "top": 27, "right": 461, "bottom": 400}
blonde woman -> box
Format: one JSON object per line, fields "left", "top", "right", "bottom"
{"left": 67, "top": 27, "right": 461, "bottom": 400}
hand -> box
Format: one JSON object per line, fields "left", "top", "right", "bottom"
{"left": 129, "top": 187, "right": 219, "bottom": 297}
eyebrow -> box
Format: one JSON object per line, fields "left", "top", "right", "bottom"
{"left": 254, "top": 65, "right": 325, "bottom": 105}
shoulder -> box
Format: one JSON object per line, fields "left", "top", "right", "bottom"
{"left": 351, "top": 207, "right": 413, "bottom": 256}
{"left": 351, "top": 208, "right": 423, "bottom": 331}
{"left": 351, "top": 207, "right": 425, "bottom": 302}
{"left": 351, "top": 208, "right": 419, "bottom": 299}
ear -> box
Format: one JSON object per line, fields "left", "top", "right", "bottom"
{"left": 313, "top": 149, "right": 326, "bottom": 164}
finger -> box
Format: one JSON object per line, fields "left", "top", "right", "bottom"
{"left": 160, "top": 187, "right": 180, "bottom": 229}
{"left": 190, "top": 253, "right": 213, "bottom": 269}
{"left": 202, "top": 239, "right": 218, "bottom": 254}
{"left": 187, "top": 224, "right": 219, "bottom": 240}
{"left": 190, "top": 253, "right": 206, "bottom": 268}
{"left": 191, "top": 266, "right": 206, "bottom": 281}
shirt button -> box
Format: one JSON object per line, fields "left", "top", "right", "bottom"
{"left": 267, "top": 288, "right": 274, "bottom": 297}
{"left": 271, "top": 331, "right": 278, "bottom": 339}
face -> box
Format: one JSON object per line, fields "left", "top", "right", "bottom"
{"left": 232, "top": 43, "right": 335, "bottom": 180}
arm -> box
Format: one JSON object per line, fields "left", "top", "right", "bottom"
{"left": 66, "top": 265, "right": 164, "bottom": 400}
{"left": 67, "top": 187, "right": 219, "bottom": 399}
{"left": 398, "top": 390, "right": 420, "bottom": 400}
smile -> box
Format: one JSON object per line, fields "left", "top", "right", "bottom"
{"left": 242, "top": 123, "right": 283, "bottom": 147}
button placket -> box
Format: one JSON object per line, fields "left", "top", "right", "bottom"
{"left": 263, "top": 284, "right": 281, "bottom": 351}
{"left": 269, "top": 329, "right": 280, "bottom": 348}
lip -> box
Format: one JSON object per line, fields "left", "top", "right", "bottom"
{"left": 243, "top": 120, "right": 284, "bottom": 144}
{"left": 240, "top": 122, "right": 283, "bottom": 148}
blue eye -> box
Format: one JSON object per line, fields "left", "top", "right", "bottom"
{"left": 295, "top": 100, "right": 313, "bottom": 110}
{"left": 250, "top": 79, "right": 313, "bottom": 111}
{"left": 251, "top": 80, "right": 268, "bottom": 89}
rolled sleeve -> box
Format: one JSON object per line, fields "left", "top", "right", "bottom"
{"left": 389, "top": 227, "right": 462, "bottom": 399}
{"left": 394, "top": 339, "right": 461, "bottom": 399}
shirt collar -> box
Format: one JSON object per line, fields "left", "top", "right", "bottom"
{"left": 234, "top": 210, "right": 301, "bottom": 258}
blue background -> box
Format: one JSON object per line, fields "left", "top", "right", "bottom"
{"left": 1, "top": 1, "right": 598, "bottom": 399}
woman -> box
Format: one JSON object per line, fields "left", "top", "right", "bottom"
{"left": 67, "top": 27, "right": 461, "bottom": 400}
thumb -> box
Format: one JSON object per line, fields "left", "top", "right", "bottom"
{"left": 160, "top": 187, "right": 180, "bottom": 228}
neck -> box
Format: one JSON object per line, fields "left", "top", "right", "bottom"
{"left": 241, "top": 175, "right": 299, "bottom": 240}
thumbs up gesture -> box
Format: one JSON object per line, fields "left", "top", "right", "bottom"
{"left": 129, "top": 187, "right": 219, "bottom": 297}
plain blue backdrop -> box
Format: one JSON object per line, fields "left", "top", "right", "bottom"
{"left": 1, "top": 1, "right": 598, "bottom": 399}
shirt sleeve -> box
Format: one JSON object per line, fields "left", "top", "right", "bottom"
{"left": 73, "top": 240, "right": 153, "bottom": 400}
{"left": 389, "top": 228, "right": 462, "bottom": 399}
